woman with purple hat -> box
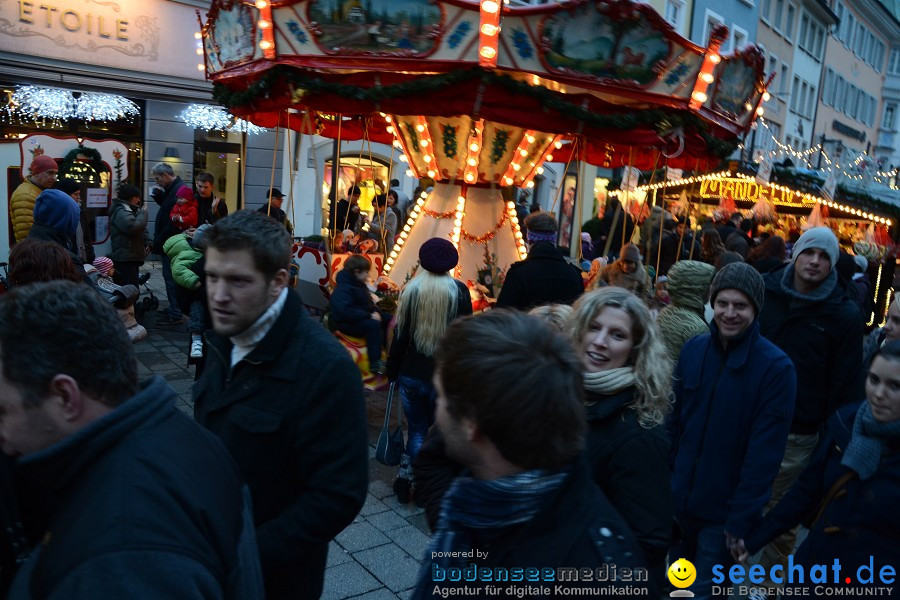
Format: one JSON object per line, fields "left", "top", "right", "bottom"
{"left": 386, "top": 238, "right": 472, "bottom": 503}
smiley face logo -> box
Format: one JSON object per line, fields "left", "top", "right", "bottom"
{"left": 667, "top": 558, "right": 696, "bottom": 589}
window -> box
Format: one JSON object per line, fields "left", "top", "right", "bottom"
{"left": 704, "top": 9, "right": 725, "bottom": 45}
{"left": 780, "top": 64, "right": 789, "bottom": 94}
{"left": 834, "top": 2, "right": 846, "bottom": 41}
{"left": 665, "top": 0, "right": 684, "bottom": 30}
{"left": 823, "top": 69, "right": 834, "bottom": 106}
{"left": 732, "top": 25, "right": 748, "bottom": 51}
{"left": 791, "top": 76, "right": 801, "bottom": 112}
{"left": 799, "top": 13, "right": 810, "bottom": 47}
{"left": 805, "top": 84, "right": 816, "bottom": 119}
{"left": 843, "top": 12, "right": 856, "bottom": 48}
{"left": 773, "top": 0, "right": 784, "bottom": 30}
{"left": 854, "top": 23, "right": 866, "bottom": 57}
{"left": 813, "top": 26, "right": 825, "bottom": 56}
{"left": 884, "top": 104, "right": 896, "bottom": 131}
{"left": 761, "top": 0, "right": 772, "bottom": 22}
{"left": 785, "top": 4, "right": 796, "bottom": 40}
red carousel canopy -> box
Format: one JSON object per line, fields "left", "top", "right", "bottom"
{"left": 201, "top": 0, "right": 770, "bottom": 171}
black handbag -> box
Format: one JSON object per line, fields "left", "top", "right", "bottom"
{"left": 375, "top": 382, "right": 405, "bottom": 466}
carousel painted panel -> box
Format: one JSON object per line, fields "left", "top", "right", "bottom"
{"left": 205, "top": 0, "right": 262, "bottom": 74}
{"left": 711, "top": 48, "right": 765, "bottom": 124}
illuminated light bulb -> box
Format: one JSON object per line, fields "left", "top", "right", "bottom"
{"left": 406, "top": 169, "right": 414, "bottom": 177}
{"left": 700, "top": 72, "right": 715, "bottom": 84}
{"left": 421, "top": 191, "right": 428, "bottom": 198}
{"left": 762, "top": 92, "right": 771, "bottom": 101}
{"left": 479, "top": 46, "right": 497, "bottom": 59}
{"left": 416, "top": 124, "right": 425, "bottom": 133}
{"left": 427, "top": 170, "right": 435, "bottom": 178}
{"left": 197, "top": 64, "right": 206, "bottom": 71}
{"left": 481, "top": 0, "right": 499, "bottom": 13}
{"left": 692, "top": 91, "right": 708, "bottom": 103}
{"left": 400, "top": 155, "right": 408, "bottom": 162}
{"left": 458, "top": 196, "right": 466, "bottom": 203}
{"left": 385, "top": 116, "right": 392, "bottom": 122}
{"left": 386, "top": 126, "right": 394, "bottom": 134}
{"left": 466, "top": 173, "right": 476, "bottom": 182}
{"left": 255, "top": 0, "right": 268, "bottom": 7}
{"left": 393, "top": 140, "right": 402, "bottom": 149}
{"left": 390, "top": 251, "right": 398, "bottom": 258}
{"left": 504, "top": 176, "right": 514, "bottom": 185}
{"left": 258, "top": 19, "right": 271, "bottom": 29}
{"left": 554, "top": 140, "right": 563, "bottom": 149}
{"left": 756, "top": 107, "right": 764, "bottom": 116}
{"left": 481, "top": 24, "right": 498, "bottom": 36}
{"left": 400, "top": 232, "right": 408, "bottom": 239}
{"left": 709, "top": 54, "right": 721, "bottom": 64}
{"left": 507, "top": 201, "right": 516, "bottom": 209}
{"left": 420, "top": 140, "right": 429, "bottom": 148}
{"left": 259, "top": 39, "right": 273, "bottom": 50}
{"left": 452, "top": 236, "right": 460, "bottom": 244}
{"left": 519, "top": 149, "right": 528, "bottom": 157}
{"left": 467, "top": 158, "right": 477, "bottom": 167}
{"left": 196, "top": 48, "right": 204, "bottom": 55}
{"left": 454, "top": 218, "right": 462, "bottom": 227}
{"left": 194, "top": 32, "right": 202, "bottom": 40}
{"left": 417, "top": 198, "right": 426, "bottom": 206}
{"left": 545, "top": 154, "right": 553, "bottom": 161}
{"left": 515, "top": 231, "right": 523, "bottom": 240}
{"left": 526, "top": 135, "right": 535, "bottom": 144}
{"left": 423, "top": 155, "right": 432, "bottom": 163}
{"left": 526, "top": 180, "right": 535, "bottom": 188}
{"left": 512, "top": 163, "right": 521, "bottom": 171}
{"left": 536, "top": 167, "right": 544, "bottom": 175}
{"left": 470, "top": 142, "right": 480, "bottom": 152}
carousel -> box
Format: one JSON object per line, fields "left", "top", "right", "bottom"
{"left": 198, "top": 0, "right": 771, "bottom": 288}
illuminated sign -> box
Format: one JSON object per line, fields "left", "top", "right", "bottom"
{"left": 699, "top": 177, "right": 814, "bottom": 207}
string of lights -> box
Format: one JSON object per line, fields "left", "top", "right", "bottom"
{"left": 178, "top": 104, "right": 265, "bottom": 134}
{"left": 1, "top": 85, "right": 139, "bottom": 125}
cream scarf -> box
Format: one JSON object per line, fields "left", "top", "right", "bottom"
{"left": 230, "top": 288, "right": 288, "bottom": 366}
{"left": 583, "top": 367, "right": 636, "bottom": 396}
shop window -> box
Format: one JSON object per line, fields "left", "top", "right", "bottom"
{"left": 193, "top": 130, "right": 243, "bottom": 214}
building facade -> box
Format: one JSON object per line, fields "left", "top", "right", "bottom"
{"left": 876, "top": 1, "right": 900, "bottom": 170}
{"left": 689, "top": 0, "right": 758, "bottom": 52}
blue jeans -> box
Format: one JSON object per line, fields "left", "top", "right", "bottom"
{"left": 188, "top": 299, "right": 205, "bottom": 334}
{"left": 397, "top": 375, "right": 436, "bottom": 461}
{"left": 672, "top": 520, "right": 733, "bottom": 600}
{"left": 161, "top": 254, "right": 181, "bottom": 319}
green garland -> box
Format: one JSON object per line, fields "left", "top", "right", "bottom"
{"left": 212, "top": 66, "right": 740, "bottom": 158}
{"left": 59, "top": 146, "right": 109, "bottom": 183}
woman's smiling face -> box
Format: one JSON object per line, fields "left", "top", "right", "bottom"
{"left": 581, "top": 307, "right": 634, "bottom": 373}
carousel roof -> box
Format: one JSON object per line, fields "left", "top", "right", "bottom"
{"left": 201, "top": 0, "right": 771, "bottom": 170}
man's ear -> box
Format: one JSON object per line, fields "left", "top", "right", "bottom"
{"left": 271, "top": 268, "right": 290, "bottom": 296}
{"left": 48, "top": 375, "right": 84, "bottom": 422}
{"left": 462, "top": 417, "right": 479, "bottom": 444}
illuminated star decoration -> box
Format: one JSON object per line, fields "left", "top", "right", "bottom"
{"left": 178, "top": 104, "right": 265, "bottom": 135}
{"left": 4, "top": 86, "right": 139, "bottom": 124}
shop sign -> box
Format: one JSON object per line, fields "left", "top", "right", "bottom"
{"left": 832, "top": 120, "right": 866, "bottom": 142}
{"left": 699, "top": 177, "right": 808, "bottom": 206}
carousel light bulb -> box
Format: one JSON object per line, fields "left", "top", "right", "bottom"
{"left": 470, "top": 142, "right": 480, "bottom": 152}
{"left": 465, "top": 173, "right": 476, "bottom": 182}
{"left": 507, "top": 201, "right": 516, "bottom": 209}
{"left": 709, "top": 53, "right": 721, "bottom": 64}
{"left": 452, "top": 235, "right": 460, "bottom": 244}
{"left": 198, "top": 64, "right": 206, "bottom": 71}
{"left": 406, "top": 169, "right": 414, "bottom": 177}
{"left": 385, "top": 115, "right": 392, "bottom": 122}
{"left": 479, "top": 46, "right": 497, "bottom": 60}
{"left": 386, "top": 126, "right": 394, "bottom": 134}
{"left": 258, "top": 19, "right": 271, "bottom": 29}
{"left": 515, "top": 231, "right": 523, "bottom": 240}
{"left": 756, "top": 106, "right": 765, "bottom": 116}
{"left": 481, "top": 24, "right": 498, "bottom": 36}
{"left": 196, "top": 48, "right": 204, "bottom": 55}
{"left": 762, "top": 91, "right": 771, "bottom": 101}
{"left": 416, "top": 124, "right": 425, "bottom": 133}
{"left": 526, "top": 135, "right": 535, "bottom": 144}
{"left": 423, "top": 156, "right": 433, "bottom": 164}
{"left": 458, "top": 196, "right": 466, "bottom": 203}
{"left": 692, "top": 91, "right": 708, "bottom": 103}
{"left": 519, "top": 149, "right": 528, "bottom": 157}
{"left": 554, "top": 140, "right": 563, "bottom": 149}
{"left": 454, "top": 218, "right": 462, "bottom": 227}
{"left": 417, "top": 198, "right": 426, "bottom": 206}
{"left": 403, "top": 225, "right": 411, "bottom": 233}
{"left": 513, "top": 163, "right": 522, "bottom": 171}
{"left": 259, "top": 39, "right": 273, "bottom": 50}
{"left": 194, "top": 32, "right": 202, "bottom": 40}
{"left": 467, "top": 158, "right": 477, "bottom": 167}
{"left": 400, "top": 231, "right": 408, "bottom": 239}
{"left": 481, "top": 0, "right": 499, "bottom": 13}
{"left": 536, "top": 166, "right": 544, "bottom": 175}
{"left": 393, "top": 140, "right": 402, "bottom": 148}
{"left": 526, "top": 180, "right": 535, "bottom": 188}
{"left": 255, "top": 0, "right": 268, "bottom": 7}
{"left": 420, "top": 140, "right": 429, "bottom": 148}
{"left": 427, "top": 170, "right": 436, "bottom": 178}
{"left": 400, "top": 155, "right": 408, "bottom": 162}
{"left": 545, "top": 154, "right": 553, "bottom": 161}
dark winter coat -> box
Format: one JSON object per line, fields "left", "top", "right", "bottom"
{"left": 329, "top": 199, "right": 359, "bottom": 232}
{"left": 194, "top": 290, "right": 368, "bottom": 599}
{"left": 495, "top": 242, "right": 584, "bottom": 310}
{"left": 108, "top": 198, "right": 149, "bottom": 263}
{"left": 386, "top": 279, "right": 472, "bottom": 382}
{"left": 9, "top": 377, "right": 263, "bottom": 600}
{"left": 759, "top": 266, "right": 863, "bottom": 434}
{"left": 257, "top": 202, "right": 286, "bottom": 225}
{"left": 197, "top": 195, "right": 228, "bottom": 225}
{"left": 584, "top": 388, "right": 671, "bottom": 585}
{"left": 330, "top": 268, "right": 378, "bottom": 328}
{"left": 669, "top": 320, "right": 796, "bottom": 539}
{"left": 746, "top": 402, "right": 900, "bottom": 590}
{"left": 152, "top": 176, "right": 184, "bottom": 254}
{"left": 413, "top": 429, "right": 464, "bottom": 531}
{"left": 598, "top": 208, "right": 636, "bottom": 258}
{"left": 413, "top": 459, "right": 650, "bottom": 599}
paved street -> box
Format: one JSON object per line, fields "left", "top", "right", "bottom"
{"left": 136, "top": 260, "right": 429, "bottom": 600}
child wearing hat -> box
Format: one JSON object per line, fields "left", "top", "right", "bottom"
{"left": 169, "top": 186, "right": 198, "bottom": 231}
{"left": 163, "top": 224, "right": 212, "bottom": 358}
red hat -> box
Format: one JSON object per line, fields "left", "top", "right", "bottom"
{"left": 30, "top": 154, "right": 58, "bottom": 175}
{"left": 176, "top": 186, "right": 194, "bottom": 201}
{"left": 92, "top": 256, "right": 114, "bottom": 276}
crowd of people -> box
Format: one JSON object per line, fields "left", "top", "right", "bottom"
{"left": 1, "top": 155, "right": 899, "bottom": 599}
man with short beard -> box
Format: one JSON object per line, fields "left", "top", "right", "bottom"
{"left": 10, "top": 155, "right": 58, "bottom": 243}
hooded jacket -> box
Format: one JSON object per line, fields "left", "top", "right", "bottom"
{"left": 163, "top": 233, "right": 204, "bottom": 290}
{"left": 108, "top": 198, "right": 149, "bottom": 262}
{"left": 656, "top": 261, "right": 715, "bottom": 361}
{"left": 152, "top": 176, "right": 184, "bottom": 254}
{"left": 33, "top": 189, "right": 79, "bottom": 240}
{"left": 669, "top": 320, "right": 796, "bottom": 539}
{"left": 10, "top": 180, "right": 43, "bottom": 243}
{"left": 758, "top": 265, "right": 863, "bottom": 433}
{"left": 9, "top": 377, "right": 263, "bottom": 599}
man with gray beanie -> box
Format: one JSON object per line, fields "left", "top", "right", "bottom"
{"left": 669, "top": 262, "right": 796, "bottom": 600}
{"left": 756, "top": 226, "right": 862, "bottom": 591}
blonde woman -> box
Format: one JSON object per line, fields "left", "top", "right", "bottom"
{"left": 567, "top": 287, "right": 673, "bottom": 591}
{"left": 386, "top": 238, "right": 472, "bottom": 503}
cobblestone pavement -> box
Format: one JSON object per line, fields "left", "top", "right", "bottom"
{"left": 136, "top": 260, "right": 428, "bottom": 599}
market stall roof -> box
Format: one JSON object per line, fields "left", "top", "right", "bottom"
{"left": 200, "top": 0, "right": 770, "bottom": 169}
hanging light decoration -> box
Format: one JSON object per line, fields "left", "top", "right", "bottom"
{"left": 73, "top": 92, "right": 140, "bottom": 123}
{"left": 178, "top": 104, "right": 265, "bottom": 135}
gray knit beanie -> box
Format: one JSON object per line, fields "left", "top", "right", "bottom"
{"left": 709, "top": 262, "right": 765, "bottom": 315}
{"left": 791, "top": 227, "right": 839, "bottom": 269}
{"left": 667, "top": 260, "right": 715, "bottom": 310}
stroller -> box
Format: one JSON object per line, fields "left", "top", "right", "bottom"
{"left": 133, "top": 271, "right": 159, "bottom": 319}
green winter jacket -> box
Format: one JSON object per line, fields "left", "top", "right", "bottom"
{"left": 163, "top": 234, "right": 202, "bottom": 290}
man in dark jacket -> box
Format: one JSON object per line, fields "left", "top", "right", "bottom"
{"left": 150, "top": 162, "right": 185, "bottom": 324}
{"left": 329, "top": 185, "right": 361, "bottom": 237}
{"left": 756, "top": 226, "right": 863, "bottom": 584}
{"left": 496, "top": 212, "right": 584, "bottom": 310}
{"left": 414, "top": 310, "right": 647, "bottom": 599}
{"left": 257, "top": 188, "right": 291, "bottom": 233}
{"left": 108, "top": 183, "right": 150, "bottom": 287}
{"left": 194, "top": 211, "right": 368, "bottom": 599}
{"left": 0, "top": 281, "right": 262, "bottom": 599}
{"left": 669, "top": 263, "right": 795, "bottom": 600}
